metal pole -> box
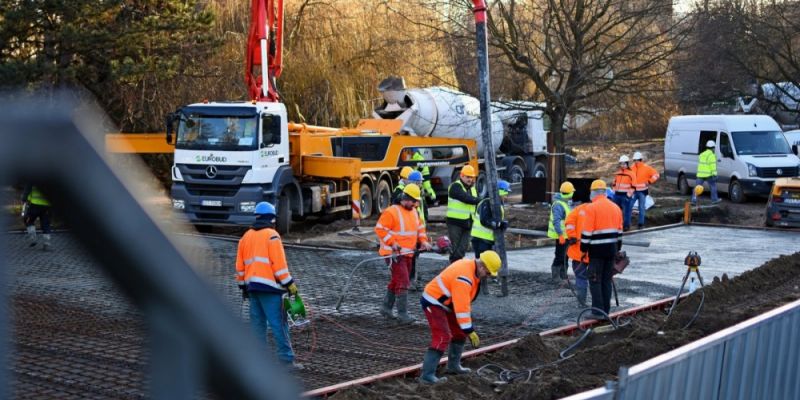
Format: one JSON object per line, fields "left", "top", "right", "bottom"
{"left": 472, "top": 0, "right": 508, "bottom": 296}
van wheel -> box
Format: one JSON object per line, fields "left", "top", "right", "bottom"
{"left": 729, "top": 179, "right": 746, "bottom": 203}
{"left": 276, "top": 193, "right": 291, "bottom": 234}
{"left": 678, "top": 174, "right": 690, "bottom": 195}
{"left": 359, "top": 183, "right": 374, "bottom": 219}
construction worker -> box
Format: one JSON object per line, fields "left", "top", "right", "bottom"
{"left": 631, "top": 151, "right": 661, "bottom": 229}
{"left": 693, "top": 141, "right": 720, "bottom": 204}
{"left": 471, "top": 180, "right": 510, "bottom": 258}
{"left": 446, "top": 165, "right": 481, "bottom": 262}
{"left": 547, "top": 181, "right": 574, "bottom": 282}
{"left": 235, "top": 201, "right": 303, "bottom": 369}
{"left": 565, "top": 201, "right": 591, "bottom": 307}
{"left": 375, "top": 184, "right": 432, "bottom": 323}
{"left": 21, "top": 185, "right": 53, "bottom": 251}
{"left": 419, "top": 250, "right": 502, "bottom": 384}
{"left": 392, "top": 166, "right": 415, "bottom": 204}
{"left": 407, "top": 170, "right": 427, "bottom": 290}
{"left": 613, "top": 155, "right": 636, "bottom": 231}
{"left": 411, "top": 149, "right": 438, "bottom": 205}
{"left": 579, "top": 180, "right": 623, "bottom": 316}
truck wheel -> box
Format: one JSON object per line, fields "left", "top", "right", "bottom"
{"left": 276, "top": 193, "right": 291, "bottom": 234}
{"left": 359, "top": 183, "right": 373, "bottom": 219}
{"left": 476, "top": 171, "right": 488, "bottom": 197}
{"left": 531, "top": 162, "right": 547, "bottom": 179}
{"left": 375, "top": 180, "right": 392, "bottom": 215}
{"left": 729, "top": 179, "right": 746, "bottom": 203}
{"left": 507, "top": 163, "right": 525, "bottom": 184}
{"left": 678, "top": 174, "right": 690, "bottom": 195}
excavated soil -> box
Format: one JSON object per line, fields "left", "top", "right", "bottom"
{"left": 331, "top": 252, "right": 800, "bottom": 400}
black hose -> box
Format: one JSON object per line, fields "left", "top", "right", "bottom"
{"left": 680, "top": 288, "right": 705, "bottom": 330}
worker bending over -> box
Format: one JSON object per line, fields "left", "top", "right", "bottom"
{"left": 547, "top": 181, "right": 574, "bottom": 282}
{"left": 446, "top": 165, "right": 481, "bottom": 262}
{"left": 471, "top": 180, "right": 510, "bottom": 258}
{"left": 375, "top": 184, "right": 432, "bottom": 323}
{"left": 579, "top": 181, "right": 623, "bottom": 316}
{"left": 419, "top": 251, "right": 502, "bottom": 384}
{"left": 612, "top": 155, "right": 635, "bottom": 231}
{"left": 236, "top": 202, "right": 303, "bottom": 369}
{"left": 631, "top": 151, "right": 660, "bottom": 229}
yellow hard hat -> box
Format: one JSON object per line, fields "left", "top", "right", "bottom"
{"left": 560, "top": 181, "right": 575, "bottom": 194}
{"left": 400, "top": 166, "right": 414, "bottom": 179}
{"left": 590, "top": 179, "right": 607, "bottom": 191}
{"left": 460, "top": 165, "right": 477, "bottom": 178}
{"left": 479, "top": 250, "right": 502, "bottom": 277}
{"left": 694, "top": 185, "right": 704, "bottom": 196}
{"left": 403, "top": 183, "right": 422, "bottom": 201}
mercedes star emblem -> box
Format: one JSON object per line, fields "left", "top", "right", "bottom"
{"left": 205, "top": 165, "right": 218, "bottom": 179}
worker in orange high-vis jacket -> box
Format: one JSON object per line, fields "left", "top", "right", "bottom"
{"left": 579, "top": 180, "right": 623, "bottom": 317}
{"left": 236, "top": 201, "right": 303, "bottom": 370}
{"left": 631, "top": 151, "right": 660, "bottom": 229}
{"left": 565, "top": 202, "right": 592, "bottom": 307}
{"left": 418, "top": 251, "right": 502, "bottom": 384}
{"left": 612, "top": 155, "right": 636, "bottom": 231}
{"left": 375, "top": 184, "right": 432, "bottom": 324}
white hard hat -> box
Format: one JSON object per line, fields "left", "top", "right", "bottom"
{"left": 619, "top": 155, "right": 630, "bottom": 163}
{"left": 632, "top": 151, "right": 643, "bottom": 160}
{"left": 706, "top": 140, "right": 715, "bottom": 147}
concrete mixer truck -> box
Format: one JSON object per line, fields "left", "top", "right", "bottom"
{"left": 372, "top": 77, "right": 550, "bottom": 197}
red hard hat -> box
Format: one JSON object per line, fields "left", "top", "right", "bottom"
{"left": 436, "top": 236, "right": 452, "bottom": 254}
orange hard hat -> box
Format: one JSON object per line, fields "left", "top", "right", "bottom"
{"left": 460, "top": 165, "right": 477, "bottom": 178}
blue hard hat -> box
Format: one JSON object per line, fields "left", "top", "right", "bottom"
{"left": 254, "top": 201, "right": 276, "bottom": 215}
{"left": 498, "top": 180, "right": 511, "bottom": 193}
{"left": 408, "top": 170, "right": 423, "bottom": 183}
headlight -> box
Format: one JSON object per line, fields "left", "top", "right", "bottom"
{"left": 172, "top": 199, "right": 185, "bottom": 210}
{"left": 240, "top": 201, "right": 257, "bottom": 213}
{"left": 747, "top": 163, "right": 758, "bottom": 177}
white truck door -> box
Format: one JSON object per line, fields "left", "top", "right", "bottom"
{"left": 717, "top": 132, "right": 737, "bottom": 193}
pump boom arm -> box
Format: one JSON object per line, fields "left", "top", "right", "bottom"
{"left": 246, "top": 0, "right": 284, "bottom": 102}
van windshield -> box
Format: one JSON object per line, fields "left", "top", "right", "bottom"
{"left": 731, "top": 131, "right": 791, "bottom": 155}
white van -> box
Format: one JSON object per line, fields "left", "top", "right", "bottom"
{"left": 664, "top": 115, "right": 800, "bottom": 202}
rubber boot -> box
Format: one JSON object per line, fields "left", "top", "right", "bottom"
{"left": 419, "top": 349, "right": 448, "bottom": 384}
{"left": 42, "top": 234, "right": 52, "bottom": 252}
{"left": 380, "top": 290, "right": 396, "bottom": 319}
{"left": 551, "top": 265, "right": 561, "bottom": 282}
{"left": 559, "top": 264, "right": 568, "bottom": 280}
{"left": 576, "top": 287, "right": 588, "bottom": 308}
{"left": 445, "top": 341, "right": 471, "bottom": 374}
{"left": 26, "top": 225, "right": 37, "bottom": 247}
{"left": 395, "top": 293, "right": 415, "bottom": 324}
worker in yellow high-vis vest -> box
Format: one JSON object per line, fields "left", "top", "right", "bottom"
{"left": 547, "top": 181, "right": 574, "bottom": 282}
{"left": 446, "top": 166, "right": 481, "bottom": 262}
{"left": 693, "top": 140, "right": 720, "bottom": 204}
{"left": 470, "top": 180, "right": 510, "bottom": 259}
{"left": 21, "top": 185, "right": 53, "bottom": 251}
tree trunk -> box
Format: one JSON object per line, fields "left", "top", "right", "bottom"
{"left": 548, "top": 111, "right": 567, "bottom": 200}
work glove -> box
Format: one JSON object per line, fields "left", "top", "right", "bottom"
{"left": 567, "top": 238, "right": 577, "bottom": 246}
{"left": 287, "top": 283, "right": 298, "bottom": 296}
{"left": 468, "top": 331, "right": 480, "bottom": 348}
{"left": 499, "top": 220, "right": 509, "bottom": 230}
{"left": 558, "top": 235, "right": 566, "bottom": 245}
{"left": 239, "top": 285, "right": 249, "bottom": 300}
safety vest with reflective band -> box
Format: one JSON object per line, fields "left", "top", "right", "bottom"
{"left": 613, "top": 168, "right": 636, "bottom": 196}
{"left": 375, "top": 205, "right": 428, "bottom": 256}
{"left": 27, "top": 187, "right": 50, "bottom": 206}
{"left": 422, "top": 259, "right": 480, "bottom": 334}
{"left": 547, "top": 199, "right": 571, "bottom": 239}
{"left": 631, "top": 162, "right": 660, "bottom": 191}
{"left": 447, "top": 181, "right": 478, "bottom": 220}
{"left": 696, "top": 150, "right": 717, "bottom": 178}
{"left": 471, "top": 199, "right": 504, "bottom": 242}
{"left": 412, "top": 152, "right": 437, "bottom": 199}
{"left": 580, "top": 195, "right": 623, "bottom": 259}
{"left": 235, "top": 227, "right": 293, "bottom": 292}
{"left": 565, "top": 203, "right": 590, "bottom": 263}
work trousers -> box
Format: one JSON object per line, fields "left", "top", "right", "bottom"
{"left": 471, "top": 238, "right": 494, "bottom": 259}
{"left": 24, "top": 204, "right": 51, "bottom": 233}
{"left": 249, "top": 291, "right": 294, "bottom": 363}
{"left": 551, "top": 241, "right": 567, "bottom": 268}
{"left": 422, "top": 303, "right": 467, "bottom": 352}
{"left": 633, "top": 190, "right": 648, "bottom": 226}
{"left": 587, "top": 256, "right": 615, "bottom": 314}
{"left": 386, "top": 256, "right": 412, "bottom": 294}
{"left": 447, "top": 223, "right": 471, "bottom": 262}
{"left": 571, "top": 260, "right": 588, "bottom": 290}
{"left": 692, "top": 177, "right": 719, "bottom": 203}
{"left": 613, "top": 193, "right": 633, "bottom": 230}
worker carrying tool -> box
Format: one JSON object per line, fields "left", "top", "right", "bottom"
{"left": 471, "top": 179, "right": 510, "bottom": 258}
{"left": 631, "top": 151, "right": 661, "bottom": 229}
{"left": 418, "top": 251, "right": 502, "bottom": 384}
{"left": 548, "top": 181, "right": 574, "bottom": 282}
{"left": 692, "top": 142, "right": 720, "bottom": 205}
{"left": 392, "top": 166, "right": 415, "bottom": 204}
{"left": 375, "top": 184, "right": 432, "bottom": 323}
{"left": 612, "top": 155, "right": 636, "bottom": 231}
{"left": 446, "top": 165, "right": 481, "bottom": 262}
{"left": 235, "top": 201, "right": 303, "bottom": 370}
{"left": 21, "top": 184, "right": 53, "bottom": 251}
{"left": 565, "top": 201, "right": 591, "bottom": 307}
{"left": 411, "top": 148, "right": 439, "bottom": 205}
{"left": 579, "top": 180, "right": 623, "bottom": 317}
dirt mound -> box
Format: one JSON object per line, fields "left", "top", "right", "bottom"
{"left": 331, "top": 252, "right": 800, "bottom": 399}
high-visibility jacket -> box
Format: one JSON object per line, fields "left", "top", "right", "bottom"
{"left": 580, "top": 195, "right": 623, "bottom": 259}
{"left": 613, "top": 168, "right": 636, "bottom": 196}
{"left": 447, "top": 180, "right": 478, "bottom": 221}
{"left": 547, "top": 195, "right": 571, "bottom": 239}
{"left": 697, "top": 150, "right": 717, "bottom": 178}
{"left": 422, "top": 259, "right": 480, "bottom": 334}
{"left": 392, "top": 181, "right": 407, "bottom": 204}
{"left": 412, "top": 151, "right": 437, "bottom": 199}
{"left": 27, "top": 186, "right": 50, "bottom": 206}
{"left": 565, "top": 203, "right": 590, "bottom": 263}
{"left": 375, "top": 204, "right": 428, "bottom": 256}
{"left": 632, "top": 162, "right": 660, "bottom": 191}
{"left": 471, "top": 198, "right": 505, "bottom": 242}
{"left": 235, "top": 226, "right": 293, "bottom": 293}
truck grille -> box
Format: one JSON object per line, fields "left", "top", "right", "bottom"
{"left": 185, "top": 184, "right": 239, "bottom": 198}
{"left": 758, "top": 166, "right": 799, "bottom": 178}
{"left": 177, "top": 164, "right": 251, "bottom": 185}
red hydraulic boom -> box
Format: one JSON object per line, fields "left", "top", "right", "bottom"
{"left": 246, "top": 0, "right": 284, "bottom": 102}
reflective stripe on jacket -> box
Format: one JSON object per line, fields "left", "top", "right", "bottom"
{"left": 547, "top": 196, "right": 571, "bottom": 239}
{"left": 471, "top": 198, "right": 504, "bottom": 242}
{"left": 579, "top": 195, "right": 623, "bottom": 259}
{"left": 235, "top": 227, "right": 292, "bottom": 292}
{"left": 447, "top": 180, "right": 478, "bottom": 220}
{"left": 697, "top": 150, "right": 717, "bottom": 178}
{"left": 566, "top": 203, "right": 590, "bottom": 263}
{"left": 632, "top": 162, "right": 660, "bottom": 191}
{"left": 375, "top": 204, "right": 428, "bottom": 256}
{"left": 613, "top": 168, "right": 636, "bottom": 196}
{"left": 422, "top": 259, "right": 480, "bottom": 334}
{"left": 27, "top": 187, "right": 50, "bottom": 206}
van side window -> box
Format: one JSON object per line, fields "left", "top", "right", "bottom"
{"left": 719, "top": 133, "right": 734, "bottom": 158}
{"left": 698, "top": 131, "right": 716, "bottom": 153}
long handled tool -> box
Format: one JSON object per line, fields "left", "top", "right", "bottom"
{"left": 334, "top": 250, "right": 416, "bottom": 311}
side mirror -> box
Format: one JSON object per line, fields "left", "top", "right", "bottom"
{"left": 165, "top": 113, "right": 176, "bottom": 144}
{"left": 793, "top": 144, "right": 798, "bottom": 156}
